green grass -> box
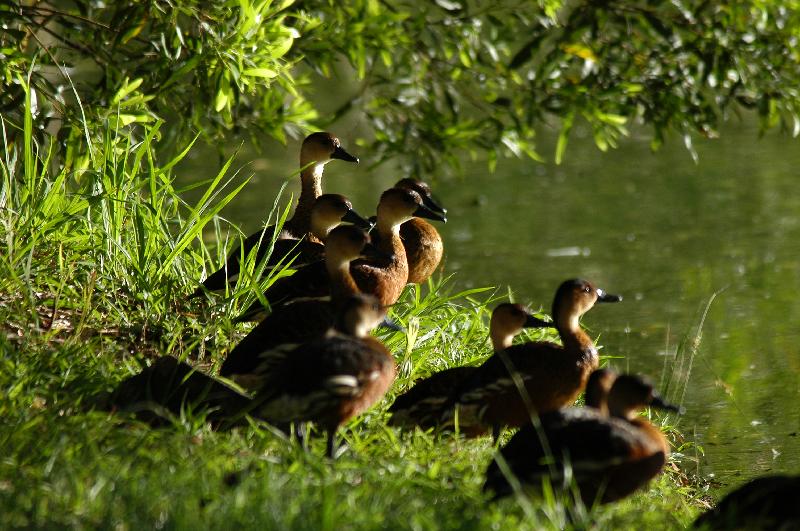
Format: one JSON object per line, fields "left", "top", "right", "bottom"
{"left": 0, "top": 104, "right": 709, "bottom": 529}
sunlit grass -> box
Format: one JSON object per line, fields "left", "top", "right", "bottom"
{"left": 0, "top": 102, "right": 708, "bottom": 529}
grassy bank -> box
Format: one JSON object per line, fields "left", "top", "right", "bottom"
{"left": 0, "top": 106, "right": 708, "bottom": 528}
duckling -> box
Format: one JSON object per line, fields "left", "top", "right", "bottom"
{"left": 250, "top": 293, "right": 396, "bottom": 458}
{"left": 371, "top": 178, "right": 447, "bottom": 284}
{"left": 388, "top": 303, "right": 551, "bottom": 431}
{"left": 443, "top": 279, "right": 622, "bottom": 438}
{"left": 192, "top": 132, "right": 358, "bottom": 296}
{"left": 259, "top": 187, "right": 446, "bottom": 308}
{"left": 693, "top": 475, "right": 800, "bottom": 530}
{"left": 483, "top": 371, "right": 682, "bottom": 504}
{"left": 219, "top": 225, "right": 378, "bottom": 389}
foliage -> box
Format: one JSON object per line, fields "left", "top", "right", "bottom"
{"left": 3, "top": 0, "right": 800, "bottom": 174}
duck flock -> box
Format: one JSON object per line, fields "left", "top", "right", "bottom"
{"left": 110, "top": 132, "right": 799, "bottom": 527}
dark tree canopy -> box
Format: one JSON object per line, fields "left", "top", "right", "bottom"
{"left": 2, "top": 0, "right": 799, "bottom": 173}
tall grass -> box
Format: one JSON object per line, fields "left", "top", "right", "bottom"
{"left": 0, "top": 94, "right": 706, "bottom": 529}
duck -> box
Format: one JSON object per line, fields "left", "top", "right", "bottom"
{"left": 370, "top": 178, "right": 447, "bottom": 284}
{"left": 249, "top": 293, "right": 397, "bottom": 458}
{"left": 257, "top": 187, "right": 446, "bottom": 308}
{"left": 108, "top": 356, "right": 253, "bottom": 427}
{"left": 692, "top": 474, "right": 800, "bottom": 530}
{"left": 483, "top": 370, "right": 682, "bottom": 504}
{"left": 192, "top": 132, "right": 358, "bottom": 296}
{"left": 388, "top": 303, "right": 552, "bottom": 432}
{"left": 441, "top": 278, "right": 622, "bottom": 438}
{"left": 234, "top": 194, "right": 372, "bottom": 322}
{"left": 219, "top": 224, "right": 379, "bottom": 389}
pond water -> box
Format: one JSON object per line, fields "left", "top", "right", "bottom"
{"left": 179, "top": 118, "right": 800, "bottom": 489}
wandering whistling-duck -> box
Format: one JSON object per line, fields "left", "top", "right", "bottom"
{"left": 108, "top": 356, "right": 252, "bottom": 427}
{"left": 371, "top": 178, "right": 447, "bottom": 285}
{"left": 483, "top": 370, "right": 682, "bottom": 504}
{"left": 258, "top": 187, "right": 446, "bottom": 308}
{"left": 192, "top": 132, "right": 358, "bottom": 296}
{"left": 693, "top": 474, "right": 800, "bottom": 530}
{"left": 250, "top": 293, "right": 397, "bottom": 458}
{"left": 219, "top": 225, "right": 379, "bottom": 389}
{"left": 441, "top": 279, "right": 622, "bottom": 438}
{"left": 388, "top": 303, "right": 551, "bottom": 432}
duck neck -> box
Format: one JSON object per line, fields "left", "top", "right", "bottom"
{"left": 291, "top": 162, "right": 326, "bottom": 234}
{"left": 558, "top": 314, "right": 598, "bottom": 361}
{"left": 327, "top": 255, "right": 361, "bottom": 302}
{"left": 490, "top": 330, "right": 516, "bottom": 351}
{"left": 375, "top": 217, "right": 406, "bottom": 257}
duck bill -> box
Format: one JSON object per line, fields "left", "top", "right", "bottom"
{"left": 378, "top": 316, "right": 405, "bottom": 333}
{"left": 331, "top": 145, "right": 359, "bottom": 163}
{"left": 360, "top": 242, "right": 394, "bottom": 262}
{"left": 422, "top": 194, "right": 447, "bottom": 218}
{"left": 412, "top": 203, "right": 447, "bottom": 223}
{"left": 650, "top": 395, "right": 684, "bottom": 414}
{"left": 342, "top": 209, "right": 374, "bottom": 231}
{"left": 523, "top": 314, "right": 554, "bottom": 329}
{"left": 596, "top": 288, "right": 623, "bottom": 303}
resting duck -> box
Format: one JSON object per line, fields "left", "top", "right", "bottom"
{"left": 192, "top": 132, "right": 358, "bottom": 296}
{"left": 219, "top": 225, "right": 378, "bottom": 389}
{"left": 259, "top": 187, "right": 446, "bottom": 308}
{"left": 250, "top": 293, "right": 396, "bottom": 457}
{"left": 442, "top": 279, "right": 622, "bottom": 438}
{"left": 371, "top": 178, "right": 447, "bottom": 284}
{"left": 388, "top": 303, "right": 551, "bottom": 432}
{"left": 483, "top": 370, "right": 682, "bottom": 504}
{"left": 693, "top": 475, "right": 800, "bottom": 530}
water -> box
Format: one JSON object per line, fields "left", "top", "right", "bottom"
{"left": 179, "top": 119, "right": 800, "bottom": 488}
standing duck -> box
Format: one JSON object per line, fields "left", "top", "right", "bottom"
{"left": 257, "top": 187, "right": 446, "bottom": 308}
{"left": 192, "top": 132, "right": 358, "bottom": 296}
{"left": 388, "top": 303, "right": 551, "bottom": 431}
{"left": 371, "top": 178, "right": 447, "bottom": 284}
{"left": 443, "top": 279, "right": 622, "bottom": 438}
{"left": 250, "top": 293, "right": 397, "bottom": 458}
{"left": 483, "top": 370, "right": 682, "bottom": 504}
{"left": 219, "top": 225, "right": 379, "bottom": 389}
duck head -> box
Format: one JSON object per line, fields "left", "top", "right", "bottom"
{"left": 324, "top": 225, "right": 381, "bottom": 272}
{"left": 335, "top": 293, "right": 387, "bottom": 337}
{"left": 394, "top": 178, "right": 447, "bottom": 221}
{"left": 489, "top": 302, "right": 552, "bottom": 350}
{"left": 300, "top": 132, "right": 359, "bottom": 170}
{"left": 375, "top": 188, "right": 447, "bottom": 234}
{"left": 606, "top": 374, "right": 683, "bottom": 420}
{"left": 551, "top": 279, "right": 622, "bottom": 332}
{"left": 310, "top": 194, "right": 373, "bottom": 240}
{"left": 584, "top": 367, "right": 619, "bottom": 414}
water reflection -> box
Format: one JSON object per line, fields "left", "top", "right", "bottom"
{"left": 178, "top": 119, "right": 800, "bottom": 487}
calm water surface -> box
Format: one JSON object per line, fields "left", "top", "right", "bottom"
{"left": 180, "top": 120, "right": 800, "bottom": 488}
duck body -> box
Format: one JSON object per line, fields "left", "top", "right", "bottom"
{"left": 693, "top": 475, "right": 800, "bottom": 530}
{"left": 388, "top": 366, "right": 479, "bottom": 430}
{"left": 220, "top": 225, "right": 375, "bottom": 388}
{"left": 400, "top": 218, "right": 445, "bottom": 284}
{"left": 108, "top": 356, "right": 253, "bottom": 427}
{"left": 192, "top": 133, "right": 358, "bottom": 296}
{"left": 483, "top": 371, "right": 679, "bottom": 504}
{"left": 251, "top": 294, "right": 396, "bottom": 457}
